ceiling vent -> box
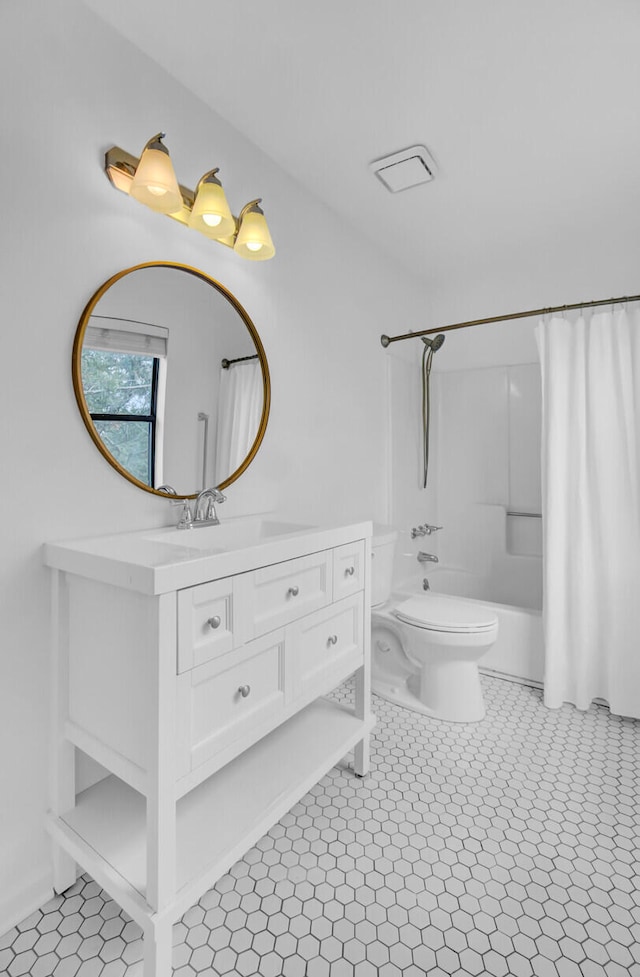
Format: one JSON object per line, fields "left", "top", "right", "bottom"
{"left": 370, "top": 145, "right": 436, "bottom": 193}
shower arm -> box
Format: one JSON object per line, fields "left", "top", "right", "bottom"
{"left": 380, "top": 293, "right": 640, "bottom": 347}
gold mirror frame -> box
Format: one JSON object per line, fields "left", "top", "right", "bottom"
{"left": 72, "top": 261, "right": 271, "bottom": 498}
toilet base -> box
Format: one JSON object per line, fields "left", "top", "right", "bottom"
{"left": 372, "top": 660, "right": 486, "bottom": 723}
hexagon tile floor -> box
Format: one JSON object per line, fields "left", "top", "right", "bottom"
{"left": 2, "top": 675, "right": 639, "bottom": 977}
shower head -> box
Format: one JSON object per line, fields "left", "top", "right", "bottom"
{"left": 422, "top": 333, "right": 445, "bottom": 352}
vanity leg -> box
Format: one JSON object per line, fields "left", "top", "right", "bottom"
{"left": 52, "top": 744, "right": 77, "bottom": 892}
{"left": 354, "top": 739, "right": 370, "bottom": 778}
{"left": 51, "top": 570, "right": 77, "bottom": 893}
{"left": 147, "top": 594, "right": 177, "bottom": 912}
{"left": 353, "top": 662, "right": 371, "bottom": 778}
{"left": 144, "top": 919, "right": 173, "bottom": 977}
{"left": 354, "top": 544, "right": 373, "bottom": 779}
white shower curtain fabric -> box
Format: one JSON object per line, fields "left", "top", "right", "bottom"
{"left": 536, "top": 307, "right": 640, "bottom": 718}
{"left": 215, "top": 361, "right": 262, "bottom": 482}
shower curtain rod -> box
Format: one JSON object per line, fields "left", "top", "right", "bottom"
{"left": 380, "top": 292, "right": 640, "bottom": 347}
{"left": 221, "top": 353, "right": 259, "bottom": 369}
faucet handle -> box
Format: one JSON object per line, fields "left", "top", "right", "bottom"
{"left": 422, "top": 524, "right": 442, "bottom": 535}
{"left": 176, "top": 501, "right": 194, "bottom": 530}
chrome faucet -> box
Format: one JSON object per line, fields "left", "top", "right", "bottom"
{"left": 417, "top": 551, "right": 439, "bottom": 564}
{"left": 175, "top": 500, "right": 194, "bottom": 530}
{"left": 158, "top": 487, "right": 195, "bottom": 530}
{"left": 163, "top": 486, "right": 226, "bottom": 530}
{"left": 411, "top": 523, "right": 443, "bottom": 539}
{"left": 193, "top": 487, "right": 226, "bottom": 528}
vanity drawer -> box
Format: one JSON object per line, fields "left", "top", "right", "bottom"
{"left": 289, "top": 592, "right": 364, "bottom": 700}
{"left": 238, "top": 550, "right": 333, "bottom": 640}
{"left": 177, "top": 577, "right": 236, "bottom": 672}
{"left": 333, "top": 540, "right": 366, "bottom": 601}
{"left": 177, "top": 629, "right": 288, "bottom": 774}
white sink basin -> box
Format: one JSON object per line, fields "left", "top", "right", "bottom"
{"left": 146, "top": 518, "right": 315, "bottom": 553}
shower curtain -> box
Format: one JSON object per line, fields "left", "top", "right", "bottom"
{"left": 215, "top": 360, "right": 262, "bottom": 481}
{"left": 536, "top": 307, "right": 640, "bottom": 718}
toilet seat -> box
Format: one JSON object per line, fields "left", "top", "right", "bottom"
{"left": 393, "top": 594, "right": 498, "bottom": 633}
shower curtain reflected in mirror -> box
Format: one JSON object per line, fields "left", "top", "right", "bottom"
{"left": 215, "top": 360, "right": 263, "bottom": 483}
{"left": 536, "top": 306, "right": 640, "bottom": 718}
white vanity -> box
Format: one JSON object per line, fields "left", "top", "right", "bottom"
{"left": 45, "top": 517, "right": 373, "bottom": 977}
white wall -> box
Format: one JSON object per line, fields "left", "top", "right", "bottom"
{"left": 0, "top": 0, "right": 430, "bottom": 931}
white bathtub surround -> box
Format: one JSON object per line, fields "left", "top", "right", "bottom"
{"left": 537, "top": 307, "right": 640, "bottom": 718}
{"left": 431, "top": 361, "right": 543, "bottom": 607}
{"left": 3, "top": 675, "right": 639, "bottom": 977}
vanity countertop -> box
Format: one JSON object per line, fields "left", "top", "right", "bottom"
{"left": 44, "top": 518, "right": 373, "bottom": 595}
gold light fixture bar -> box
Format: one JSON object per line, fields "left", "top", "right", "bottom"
{"left": 105, "top": 140, "right": 275, "bottom": 259}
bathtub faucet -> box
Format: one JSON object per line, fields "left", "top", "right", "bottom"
{"left": 417, "top": 551, "right": 438, "bottom": 564}
{"left": 411, "top": 524, "right": 443, "bottom": 539}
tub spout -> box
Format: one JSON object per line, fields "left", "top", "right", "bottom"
{"left": 417, "top": 551, "right": 438, "bottom": 564}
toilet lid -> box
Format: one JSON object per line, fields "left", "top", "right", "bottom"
{"left": 393, "top": 594, "right": 498, "bottom": 633}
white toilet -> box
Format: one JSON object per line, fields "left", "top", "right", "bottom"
{"left": 371, "top": 526, "right": 498, "bottom": 722}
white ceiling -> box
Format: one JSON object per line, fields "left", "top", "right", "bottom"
{"left": 83, "top": 0, "right": 640, "bottom": 289}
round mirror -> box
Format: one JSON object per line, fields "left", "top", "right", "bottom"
{"left": 72, "top": 262, "right": 270, "bottom": 498}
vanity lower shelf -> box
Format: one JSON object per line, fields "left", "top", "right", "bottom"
{"left": 49, "top": 698, "right": 373, "bottom": 923}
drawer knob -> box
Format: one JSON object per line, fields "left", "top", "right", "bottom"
{"left": 207, "top": 615, "right": 222, "bottom": 629}
{"left": 287, "top": 585, "right": 300, "bottom": 597}
{"left": 238, "top": 685, "right": 251, "bottom": 698}
{"left": 328, "top": 634, "right": 338, "bottom": 646}
{"left": 345, "top": 566, "right": 355, "bottom": 576}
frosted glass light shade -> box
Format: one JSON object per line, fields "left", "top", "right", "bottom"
{"left": 189, "top": 176, "right": 235, "bottom": 238}
{"left": 130, "top": 139, "right": 183, "bottom": 214}
{"left": 234, "top": 208, "right": 275, "bottom": 260}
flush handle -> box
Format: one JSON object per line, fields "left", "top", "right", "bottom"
{"left": 328, "top": 634, "right": 338, "bottom": 646}
{"left": 287, "top": 586, "right": 299, "bottom": 597}
{"left": 238, "top": 685, "right": 251, "bottom": 698}
{"left": 207, "top": 615, "right": 221, "bottom": 629}
{"left": 345, "top": 566, "right": 355, "bottom": 576}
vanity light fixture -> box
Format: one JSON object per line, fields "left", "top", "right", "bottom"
{"left": 188, "top": 168, "right": 235, "bottom": 239}
{"left": 234, "top": 200, "right": 275, "bottom": 260}
{"left": 128, "top": 133, "right": 183, "bottom": 214}
{"left": 105, "top": 133, "right": 276, "bottom": 260}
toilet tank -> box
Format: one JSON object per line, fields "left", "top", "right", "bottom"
{"left": 371, "top": 525, "right": 398, "bottom": 606}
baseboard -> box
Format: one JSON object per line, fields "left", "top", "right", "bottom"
{"left": 0, "top": 871, "right": 55, "bottom": 937}
{"left": 479, "top": 665, "right": 543, "bottom": 690}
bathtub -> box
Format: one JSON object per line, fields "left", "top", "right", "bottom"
{"left": 393, "top": 567, "right": 544, "bottom": 686}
